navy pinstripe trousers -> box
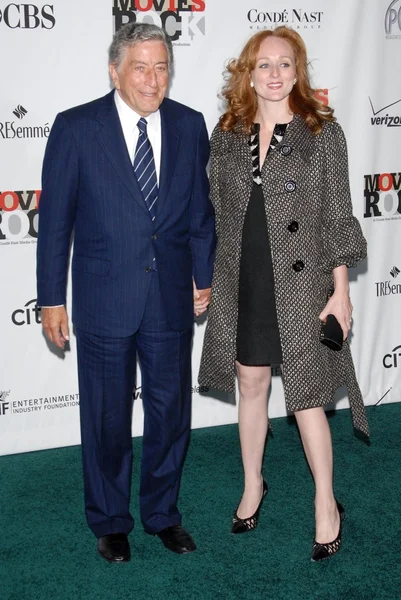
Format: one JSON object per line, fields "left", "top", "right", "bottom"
{"left": 76, "top": 271, "right": 193, "bottom": 537}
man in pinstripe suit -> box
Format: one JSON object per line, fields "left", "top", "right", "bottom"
{"left": 36, "top": 23, "right": 215, "bottom": 562}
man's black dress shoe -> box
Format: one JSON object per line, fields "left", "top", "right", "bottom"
{"left": 97, "top": 533, "right": 130, "bottom": 563}
{"left": 155, "top": 525, "right": 196, "bottom": 554}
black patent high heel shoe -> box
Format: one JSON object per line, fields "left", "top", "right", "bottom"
{"left": 231, "top": 480, "right": 268, "bottom": 534}
{"left": 311, "top": 500, "right": 345, "bottom": 562}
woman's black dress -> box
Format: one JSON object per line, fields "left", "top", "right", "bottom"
{"left": 236, "top": 123, "right": 288, "bottom": 366}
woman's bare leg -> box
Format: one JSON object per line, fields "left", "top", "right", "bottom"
{"left": 235, "top": 361, "right": 271, "bottom": 518}
{"left": 294, "top": 407, "right": 340, "bottom": 543}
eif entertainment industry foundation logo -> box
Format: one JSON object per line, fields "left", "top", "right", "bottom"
{"left": 0, "top": 390, "right": 80, "bottom": 417}
{"left": 0, "top": 190, "right": 40, "bottom": 245}
{"left": 247, "top": 7, "right": 324, "bottom": 30}
{"left": 369, "top": 97, "right": 401, "bottom": 127}
{"left": 385, "top": 0, "right": 401, "bottom": 39}
{"left": 112, "top": 0, "right": 206, "bottom": 46}
{"left": 363, "top": 172, "right": 401, "bottom": 222}
{"left": 0, "top": 105, "right": 50, "bottom": 140}
{"left": 375, "top": 266, "right": 401, "bottom": 298}
{"left": 0, "top": 391, "right": 11, "bottom": 416}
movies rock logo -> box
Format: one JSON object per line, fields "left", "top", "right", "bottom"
{"left": 247, "top": 8, "right": 323, "bottom": 30}
{"left": 369, "top": 97, "right": 401, "bottom": 128}
{"left": 0, "top": 105, "right": 50, "bottom": 141}
{"left": 112, "top": 0, "right": 206, "bottom": 45}
{"left": 364, "top": 172, "right": 401, "bottom": 222}
{"left": 0, "top": 190, "right": 40, "bottom": 244}
{"left": 0, "top": 3, "right": 55, "bottom": 29}
{"left": 385, "top": 0, "right": 401, "bottom": 39}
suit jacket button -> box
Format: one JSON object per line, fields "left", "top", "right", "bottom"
{"left": 285, "top": 180, "right": 296, "bottom": 192}
{"left": 292, "top": 260, "right": 304, "bottom": 272}
{"left": 145, "top": 266, "right": 152, "bottom": 273}
{"left": 151, "top": 234, "right": 157, "bottom": 240}
{"left": 281, "top": 145, "right": 292, "bottom": 156}
{"left": 288, "top": 221, "right": 299, "bottom": 233}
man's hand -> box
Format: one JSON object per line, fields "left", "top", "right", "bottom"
{"left": 41, "top": 306, "right": 70, "bottom": 349}
{"left": 193, "top": 280, "right": 211, "bottom": 317}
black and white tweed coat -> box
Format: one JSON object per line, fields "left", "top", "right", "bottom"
{"left": 198, "top": 115, "right": 369, "bottom": 436}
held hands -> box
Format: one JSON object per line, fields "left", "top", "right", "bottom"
{"left": 193, "top": 279, "right": 211, "bottom": 317}
{"left": 41, "top": 306, "right": 70, "bottom": 349}
{"left": 319, "top": 289, "right": 353, "bottom": 341}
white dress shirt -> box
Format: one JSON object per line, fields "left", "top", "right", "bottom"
{"left": 42, "top": 91, "right": 162, "bottom": 308}
{"left": 114, "top": 89, "right": 162, "bottom": 183}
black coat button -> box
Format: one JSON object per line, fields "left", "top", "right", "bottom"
{"left": 280, "top": 145, "right": 292, "bottom": 156}
{"left": 292, "top": 260, "right": 305, "bottom": 272}
{"left": 288, "top": 221, "right": 299, "bottom": 233}
{"left": 145, "top": 266, "right": 152, "bottom": 273}
{"left": 285, "top": 180, "right": 296, "bottom": 192}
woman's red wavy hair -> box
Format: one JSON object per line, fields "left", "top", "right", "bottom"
{"left": 219, "top": 26, "right": 335, "bottom": 135}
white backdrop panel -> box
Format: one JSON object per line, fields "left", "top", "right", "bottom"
{"left": 0, "top": 0, "right": 400, "bottom": 454}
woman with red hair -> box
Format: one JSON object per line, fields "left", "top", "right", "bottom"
{"left": 199, "top": 27, "right": 368, "bottom": 561}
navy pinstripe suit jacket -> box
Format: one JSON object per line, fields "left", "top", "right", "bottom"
{"left": 37, "top": 91, "right": 216, "bottom": 336}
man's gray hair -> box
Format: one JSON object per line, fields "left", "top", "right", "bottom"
{"left": 109, "top": 23, "right": 174, "bottom": 72}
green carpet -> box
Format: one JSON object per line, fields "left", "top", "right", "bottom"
{"left": 1, "top": 404, "right": 401, "bottom": 600}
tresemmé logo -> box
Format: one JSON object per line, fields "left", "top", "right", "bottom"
{"left": 13, "top": 105, "right": 27, "bottom": 120}
{"left": 247, "top": 7, "right": 324, "bottom": 30}
{"left": 375, "top": 266, "right": 401, "bottom": 297}
{"left": 0, "top": 190, "right": 40, "bottom": 244}
{"left": 385, "top": 0, "right": 401, "bottom": 39}
{"left": 0, "top": 3, "right": 55, "bottom": 28}
{"left": 112, "top": 0, "right": 206, "bottom": 45}
{"left": 364, "top": 172, "right": 401, "bottom": 221}
{"left": 0, "top": 105, "right": 50, "bottom": 140}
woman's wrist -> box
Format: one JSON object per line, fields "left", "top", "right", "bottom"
{"left": 332, "top": 265, "right": 349, "bottom": 294}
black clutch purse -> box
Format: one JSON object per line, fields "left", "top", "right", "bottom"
{"left": 320, "top": 314, "right": 343, "bottom": 351}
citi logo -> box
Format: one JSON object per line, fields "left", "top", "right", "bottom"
{"left": 11, "top": 298, "right": 41, "bottom": 326}
{"left": 12, "top": 104, "right": 27, "bottom": 120}
{"left": 390, "top": 265, "right": 400, "bottom": 278}
{"left": 383, "top": 345, "right": 401, "bottom": 368}
{"left": 369, "top": 97, "right": 401, "bottom": 127}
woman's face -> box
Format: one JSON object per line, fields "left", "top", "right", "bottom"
{"left": 250, "top": 36, "right": 297, "bottom": 106}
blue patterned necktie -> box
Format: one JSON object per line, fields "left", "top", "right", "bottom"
{"left": 133, "top": 117, "right": 158, "bottom": 221}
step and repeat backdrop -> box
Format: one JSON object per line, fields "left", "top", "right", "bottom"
{"left": 1, "top": 0, "right": 400, "bottom": 454}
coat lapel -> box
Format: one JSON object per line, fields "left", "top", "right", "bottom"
{"left": 230, "top": 125, "right": 254, "bottom": 197}
{"left": 156, "top": 100, "right": 180, "bottom": 221}
{"left": 95, "top": 91, "right": 149, "bottom": 217}
{"left": 273, "top": 114, "right": 316, "bottom": 163}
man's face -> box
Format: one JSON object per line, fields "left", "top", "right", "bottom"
{"left": 109, "top": 40, "right": 169, "bottom": 116}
